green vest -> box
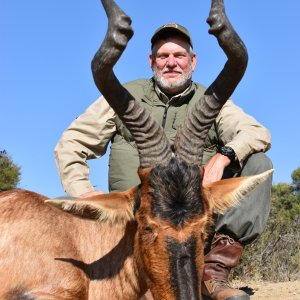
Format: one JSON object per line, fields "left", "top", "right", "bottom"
{"left": 108, "top": 78, "right": 219, "bottom": 192}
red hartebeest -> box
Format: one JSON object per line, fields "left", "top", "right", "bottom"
{"left": 0, "top": 0, "right": 272, "bottom": 299}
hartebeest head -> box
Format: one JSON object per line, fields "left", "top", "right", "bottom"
{"left": 48, "top": 0, "right": 272, "bottom": 299}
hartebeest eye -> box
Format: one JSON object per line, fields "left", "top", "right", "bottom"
{"left": 141, "top": 225, "right": 158, "bottom": 243}
{"left": 143, "top": 226, "right": 153, "bottom": 233}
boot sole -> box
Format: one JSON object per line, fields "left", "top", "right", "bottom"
{"left": 202, "top": 295, "right": 250, "bottom": 300}
{"left": 224, "top": 295, "right": 250, "bottom": 300}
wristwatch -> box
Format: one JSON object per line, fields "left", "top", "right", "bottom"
{"left": 217, "top": 146, "right": 236, "bottom": 162}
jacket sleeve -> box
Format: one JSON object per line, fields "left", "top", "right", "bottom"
{"left": 216, "top": 100, "right": 271, "bottom": 168}
{"left": 54, "top": 96, "right": 116, "bottom": 197}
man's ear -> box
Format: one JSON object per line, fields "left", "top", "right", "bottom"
{"left": 191, "top": 53, "right": 197, "bottom": 71}
{"left": 202, "top": 169, "right": 273, "bottom": 214}
{"left": 149, "top": 54, "right": 154, "bottom": 68}
{"left": 46, "top": 187, "right": 137, "bottom": 225}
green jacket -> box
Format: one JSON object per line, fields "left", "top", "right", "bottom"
{"left": 109, "top": 78, "right": 218, "bottom": 191}
{"left": 55, "top": 78, "right": 271, "bottom": 197}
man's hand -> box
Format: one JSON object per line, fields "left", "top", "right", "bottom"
{"left": 202, "top": 153, "right": 231, "bottom": 186}
{"left": 80, "top": 190, "right": 105, "bottom": 198}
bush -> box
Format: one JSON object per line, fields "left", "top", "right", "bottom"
{"left": 232, "top": 178, "right": 300, "bottom": 282}
{"left": 0, "top": 151, "right": 21, "bottom": 191}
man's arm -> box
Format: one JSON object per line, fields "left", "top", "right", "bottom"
{"left": 217, "top": 99, "right": 271, "bottom": 165}
{"left": 54, "top": 96, "right": 116, "bottom": 197}
{"left": 203, "top": 99, "right": 271, "bottom": 185}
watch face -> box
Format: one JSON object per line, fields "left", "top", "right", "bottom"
{"left": 223, "top": 146, "right": 234, "bottom": 154}
{"left": 218, "top": 146, "right": 235, "bottom": 161}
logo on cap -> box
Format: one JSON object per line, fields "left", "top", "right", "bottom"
{"left": 163, "top": 23, "right": 178, "bottom": 29}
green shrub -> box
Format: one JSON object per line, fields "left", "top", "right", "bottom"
{"left": 232, "top": 175, "right": 300, "bottom": 282}
{"left": 0, "top": 151, "right": 21, "bottom": 191}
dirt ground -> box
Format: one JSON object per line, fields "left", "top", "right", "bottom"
{"left": 143, "top": 280, "right": 300, "bottom": 299}
{"left": 233, "top": 280, "right": 300, "bottom": 300}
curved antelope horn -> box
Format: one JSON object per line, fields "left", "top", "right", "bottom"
{"left": 174, "top": 0, "right": 248, "bottom": 165}
{"left": 92, "top": 0, "right": 172, "bottom": 168}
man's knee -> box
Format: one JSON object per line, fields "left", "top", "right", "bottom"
{"left": 241, "top": 152, "right": 273, "bottom": 176}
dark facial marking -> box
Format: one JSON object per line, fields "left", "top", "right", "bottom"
{"left": 167, "top": 235, "right": 199, "bottom": 300}
{"left": 148, "top": 157, "right": 203, "bottom": 226}
{"left": 133, "top": 184, "right": 141, "bottom": 215}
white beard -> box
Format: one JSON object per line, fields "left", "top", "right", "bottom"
{"left": 152, "top": 63, "right": 193, "bottom": 95}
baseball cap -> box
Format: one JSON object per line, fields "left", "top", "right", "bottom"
{"left": 151, "top": 23, "right": 193, "bottom": 48}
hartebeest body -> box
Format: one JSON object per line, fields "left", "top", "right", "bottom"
{"left": 0, "top": 0, "right": 272, "bottom": 299}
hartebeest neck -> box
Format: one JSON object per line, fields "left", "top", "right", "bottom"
{"left": 74, "top": 220, "right": 148, "bottom": 299}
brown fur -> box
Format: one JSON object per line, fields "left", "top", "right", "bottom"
{"left": 134, "top": 198, "right": 210, "bottom": 299}
{"left": 0, "top": 190, "right": 145, "bottom": 300}
{"left": 0, "top": 169, "right": 272, "bottom": 299}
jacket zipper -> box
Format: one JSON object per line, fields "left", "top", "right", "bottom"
{"left": 162, "top": 105, "right": 169, "bottom": 128}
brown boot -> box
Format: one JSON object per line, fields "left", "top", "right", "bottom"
{"left": 202, "top": 233, "right": 249, "bottom": 300}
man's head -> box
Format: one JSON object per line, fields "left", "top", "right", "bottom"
{"left": 149, "top": 24, "right": 197, "bottom": 96}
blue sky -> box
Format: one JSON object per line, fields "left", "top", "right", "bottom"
{"left": 1, "top": 1, "right": 299, "bottom": 198}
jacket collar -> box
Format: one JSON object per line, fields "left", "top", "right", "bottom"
{"left": 142, "top": 78, "right": 196, "bottom": 107}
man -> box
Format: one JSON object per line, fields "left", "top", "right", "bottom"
{"left": 55, "top": 24, "right": 272, "bottom": 300}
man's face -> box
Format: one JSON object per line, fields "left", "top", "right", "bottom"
{"left": 149, "top": 36, "right": 197, "bottom": 95}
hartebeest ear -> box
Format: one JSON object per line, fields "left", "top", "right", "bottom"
{"left": 46, "top": 187, "right": 137, "bottom": 225}
{"left": 202, "top": 169, "right": 273, "bottom": 214}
